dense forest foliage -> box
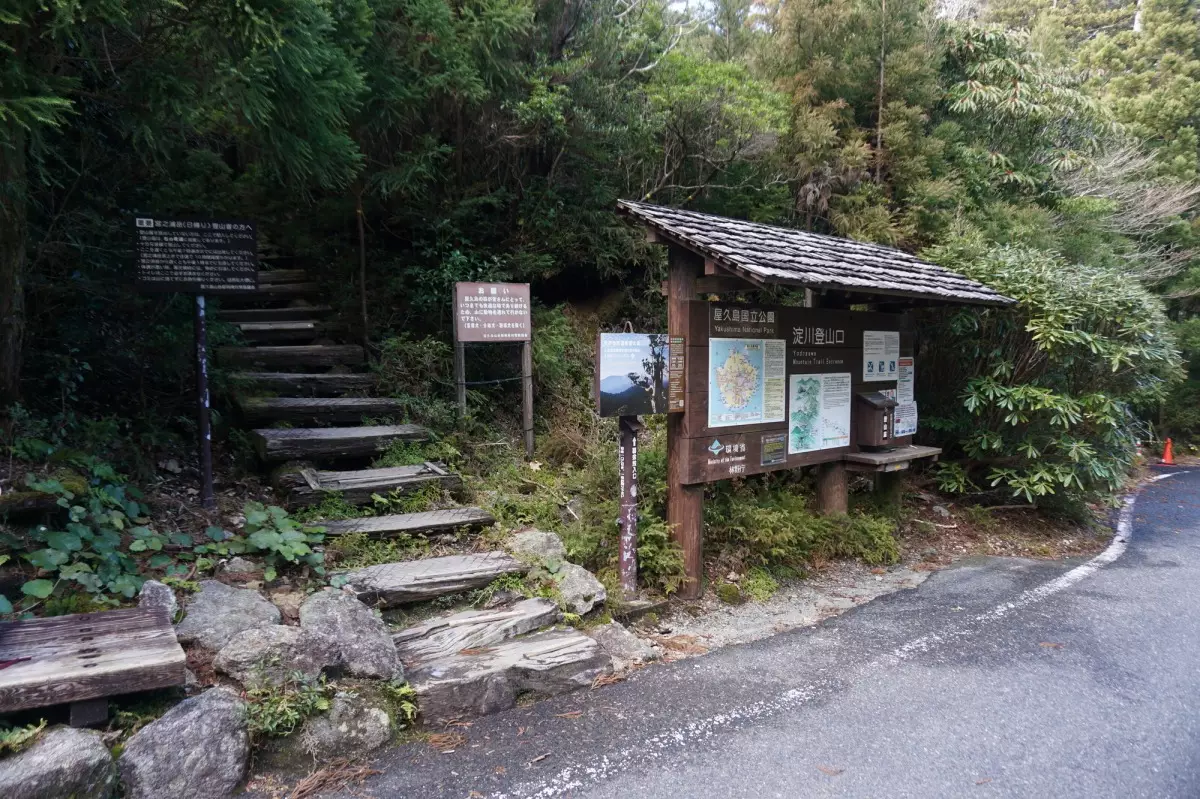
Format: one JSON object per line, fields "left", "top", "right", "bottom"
{"left": 3, "top": 0, "right": 1199, "bottom": 516}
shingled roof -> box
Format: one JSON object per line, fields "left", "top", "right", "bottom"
{"left": 618, "top": 200, "right": 1013, "bottom": 307}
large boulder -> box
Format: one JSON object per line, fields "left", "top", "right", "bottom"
{"left": 553, "top": 562, "right": 607, "bottom": 614}
{"left": 213, "top": 625, "right": 327, "bottom": 687}
{"left": 299, "top": 589, "right": 402, "bottom": 680}
{"left": 588, "top": 621, "right": 659, "bottom": 671}
{"left": 0, "top": 727, "right": 115, "bottom": 799}
{"left": 175, "top": 580, "right": 281, "bottom": 651}
{"left": 118, "top": 687, "right": 249, "bottom": 799}
{"left": 507, "top": 529, "right": 567, "bottom": 563}
{"left": 298, "top": 692, "right": 391, "bottom": 759}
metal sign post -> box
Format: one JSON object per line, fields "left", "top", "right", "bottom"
{"left": 135, "top": 216, "right": 258, "bottom": 510}
{"left": 193, "top": 296, "right": 214, "bottom": 508}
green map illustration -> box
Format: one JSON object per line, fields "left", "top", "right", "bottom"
{"left": 789, "top": 376, "right": 821, "bottom": 452}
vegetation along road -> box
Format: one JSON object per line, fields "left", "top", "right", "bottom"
{"left": 322, "top": 467, "right": 1199, "bottom": 798}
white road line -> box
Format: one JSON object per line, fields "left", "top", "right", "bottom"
{"left": 494, "top": 471, "right": 1183, "bottom": 799}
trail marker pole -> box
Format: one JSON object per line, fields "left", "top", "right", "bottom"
{"left": 194, "top": 295, "right": 215, "bottom": 509}
{"left": 618, "top": 415, "right": 642, "bottom": 596}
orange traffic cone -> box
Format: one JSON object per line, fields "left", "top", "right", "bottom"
{"left": 1162, "top": 438, "right": 1175, "bottom": 465}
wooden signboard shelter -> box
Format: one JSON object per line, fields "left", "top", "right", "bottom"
{"left": 617, "top": 201, "right": 1014, "bottom": 598}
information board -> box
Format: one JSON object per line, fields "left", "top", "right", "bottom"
{"left": 135, "top": 216, "right": 258, "bottom": 294}
{"left": 667, "top": 336, "right": 686, "bottom": 413}
{"left": 679, "top": 301, "right": 913, "bottom": 483}
{"left": 454, "top": 282, "right": 531, "bottom": 342}
{"left": 597, "top": 333, "right": 669, "bottom": 417}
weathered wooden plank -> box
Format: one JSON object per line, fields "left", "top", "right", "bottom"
{"left": 322, "top": 507, "right": 494, "bottom": 537}
{"left": 843, "top": 445, "right": 941, "bottom": 466}
{"left": 0, "top": 607, "right": 186, "bottom": 714}
{"left": 339, "top": 552, "right": 525, "bottom": 607}
{"left": 274, "top": 463, "right": 462, "bottom": 506}
{"left": 217, "top": 345, "right": 365, "bottom": 371}
{"left": 253, "top": 424, "right": 428, "bottom": 462}
{"left": 393, "top": 598, "right": 561, "bottom": 666}
{"left": 258, "top": 269, "right": 309, "bottom": 284}
{"left": 237, "top": 321, "right": 322, "bottom": 343}
{"left": 216, "top": 305, "right": 333, "bottom": 323}
{"left": 238, "top": 396, "right": 406, "bottom": 425}
{"left": 230, "top": 371, "right": 376, "bottom": 397}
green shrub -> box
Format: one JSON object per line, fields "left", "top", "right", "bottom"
{"left": 922, "top": 241, "right": 1183, "bottom": 502}
{"left": 1161, "top": 380, "right": 1200, "bottom": 446}
{"left": 706, "top": 478, "right": 900, "bottom": 568}
{"left": 195, "top": 503, "right": 325, "bottom": 582}
{"left": 243, "top": 674, "right": 332, "bottom": 740}
{"left": 0, "top": 720, "right": 46, "bottom": 758}
{"left": 373, "top": 334, "right": 457, "bottom": 429}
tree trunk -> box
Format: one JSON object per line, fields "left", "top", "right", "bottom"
{"left": 0, "top": 120, "right": 28, "bottom": 406}
{"left": 874, "top": 0, "right": 887, "bottom": 183}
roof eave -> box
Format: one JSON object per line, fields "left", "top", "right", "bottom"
{"left": 617, "top": 204, "right": 1016, "bottom": 308}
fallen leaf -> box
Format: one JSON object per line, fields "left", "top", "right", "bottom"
{"left": 555, "top": 710, "right": 584, "bottom": 719}
{"left": 469, "top": 792, "right": 485, "bottom": 798}
{"left": 494, "top": 766, "right": 506, "bottom": 775}
{"left": 592, "top": 673, "right": 626, "bottom": 689}
{"left": 870, "top": 567, "right": 886, "bottom": 575}
{"left": 428, "top": 732, "right": 466, "bottom": 752}
{"left": 656, "top": 634, "right": 709, "bottom": 655}
{"left": 528, "top": 461, "right": 542, "bottom": 471}
{"left": 1039, "top": 642, "right": 1065, "bottom": 649}
{"left": 976, "top": 778, "right": 993, "bottom": 785}
{"left": 459, "top": 647, "right": 495, "bottom": 656}
{"left": 817, "top": 765, "right": 844, "bottom": 776}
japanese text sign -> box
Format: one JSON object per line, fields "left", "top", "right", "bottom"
{"left": 454, "top": 282, "right": 532, "bottom": 342}
{"left": 135, "top": 216, "right": 257, "bottom": 294}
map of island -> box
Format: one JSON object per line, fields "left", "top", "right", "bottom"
{"left": 708, "top": 338, "right": 785, "bottom": 428}
{"left": 788, "top": 372, "right": 851, "bottom": 454}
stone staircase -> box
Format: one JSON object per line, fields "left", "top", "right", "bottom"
{"left": 221, "top": 267, "right": 613, "bottom": 720}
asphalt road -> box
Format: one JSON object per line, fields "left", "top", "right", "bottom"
{"left": 338, "top": 466, "right": 1200, "bottom": 799}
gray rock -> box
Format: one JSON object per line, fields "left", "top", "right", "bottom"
{"left": 553, "top": 562, "right": 607, "bottom": 614}
{"left": 300, "top": 589, "right": 402, "bottom": 680}
{"left": 213, "top": 625, "right": 327, "bottom": 687}
{"left": 932, "top": 505, "right": 952, "bottom": 519}
{"left": 298, "top": 693, "right": 391, "bottom": 759}
{"left": 0, "top": 726, "right": 116, "bottom": 799}
{"left": 508, "top": 529, "right": 567, "bottom": 563}
{"left": 222, "top": 556, "right": 259, "bottom": 574}
{"left": 139, "top": 580, "right": 178, "bottom": 620}
{"left": 559, "top": 496, "right": 584, "bottom": 525}
{"left": 175, "top": 580, "right": 281, "bottom": 651}
{"left": 118, "top": 687, "right": 248, "bottom": 799}
{"left": 409, "top": 628, "right": 612, "bottom": 723}
{"left": 588, "top": 621, "right": 658, "bottom": 670}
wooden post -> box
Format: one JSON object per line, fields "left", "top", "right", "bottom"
{"left": 667, "top": 245, "right": 705, "bottom": 598}
{"left": 454, "top": 341, "right": 466, "bottom": 421}
{"left": 521, "top": 340, "right": 534, "bottom": 458}
{"left": 618, "top": 415, "right": 641, "bottom": 597}
{"left": 815, "top": 461, "right": 848, "bottom": 515}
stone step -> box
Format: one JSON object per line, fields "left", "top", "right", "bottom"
{"left": 337, "top": 552, "right": 525, "bottom": 607}
{"left": 322, "top": 508, "right": 494, "bottom": 537}
{"left": 405, "top": 628, "right": 612, "bottom": 724}
{"left": 273, "top": 463, "right": 462, "bottom": 507}
{"left": 220, "top": 283, "right": 322, "bottom": 308}
{"left": 230, "top": 371, "right": 376, "bottom": 397}
{"left": 218, "top": 345, "right": 365, "bottom": 372}
{"left": 236, "top": 321, "right": 323, "bottom": 344}
{"left": 216, "top": 306, "right": 332, "bottom": 324}
{"left": 253, "top": 424, "right": 428, "bottom": 462}
{"left": 393, "top": 598, "right": 561, "bottom": 666}
{"left": 238, "top": 396, "right": 406, "bottom": 425}
{"left": 258, "top": 269, "right": 309, "bottom": 284}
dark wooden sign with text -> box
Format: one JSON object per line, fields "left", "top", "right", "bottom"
{"left": 135, "top": 216, "right": 257, "bottom": 294}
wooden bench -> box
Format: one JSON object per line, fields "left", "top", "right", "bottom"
{"left": 0, "top": 604, "right": 187, "bottom": 726}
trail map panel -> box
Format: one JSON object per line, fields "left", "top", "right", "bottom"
{"left": 707, "top": 338, "right": 786, "bottom": 428}
{"left": 135, "top": 216, "right": 257, "bottom": 294}
{"left": 454, "top": 282, "right": 532, "bottom": 342}
{"left": 787, "top": 373, "right": 851, "bottom": 454}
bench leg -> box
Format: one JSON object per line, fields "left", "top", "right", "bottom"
{"left": 70, "top": 698, "right": 109, "bottom": 728}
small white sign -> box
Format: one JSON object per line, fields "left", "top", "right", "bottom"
{"left": 863, "top": 331, "right": 900, "bottom": 382}
{"left": 895, "top": 401, "right": 918, "bottom": 437}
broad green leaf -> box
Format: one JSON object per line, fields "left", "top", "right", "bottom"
{"left": 21, "top": 580, "right": 55, "bottom": 599}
